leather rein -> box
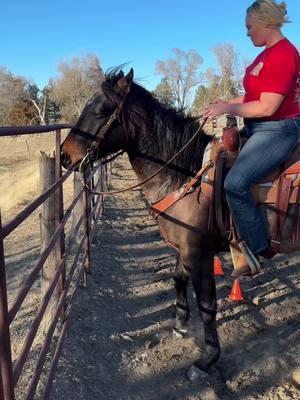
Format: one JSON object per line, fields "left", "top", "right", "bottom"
{"left": 79, "top": 85, "right": 211, "bottom": 197}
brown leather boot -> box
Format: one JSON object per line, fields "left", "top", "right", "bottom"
{"left": 232, "top": 253, "right": 251, "bottom": 277}
{"left": 230, "top": 240, "right": 261, "bottom": 277}
{"left": 230, "top": 242, "right": 251, "bottom": 277}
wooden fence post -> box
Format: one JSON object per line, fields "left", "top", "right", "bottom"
{"left": 93, "top": 161, "right": 103, "bottom": 218}
{"left": 39, "top": 153, "right": 61, "bottom": 334}
{"left": 73, "top": 172, "right": 91, "bottom": 287}
{"left": 91, "top": 164, "right": 96, "bottom": 221}
{"left": 73, "top": 172, "right": 85, "bottom": 242}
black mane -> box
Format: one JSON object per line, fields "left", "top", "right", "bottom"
{"left": 103, "top": 69, "right": 213, "bottom": 196}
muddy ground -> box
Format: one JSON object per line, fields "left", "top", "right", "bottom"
{"left": 51, "top": 156, "right": 300, "bottom": 400}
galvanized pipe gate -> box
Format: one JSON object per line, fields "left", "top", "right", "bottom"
{"left": 0, "top": 125, "right": 109, "bottom": 399}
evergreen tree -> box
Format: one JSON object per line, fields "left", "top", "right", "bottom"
{"left": 152, "top": 78, "right": 176, "bottom": 108}
{"left": 41, "top": 83, "right": 61, "bottom": 124}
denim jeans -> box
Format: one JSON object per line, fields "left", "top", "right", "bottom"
{"left": 224, "top": 116, "right": 300, "bottom": 254}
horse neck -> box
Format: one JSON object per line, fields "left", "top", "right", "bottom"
{"left": 127, "top": 108, "right": 210, "bottom": 203}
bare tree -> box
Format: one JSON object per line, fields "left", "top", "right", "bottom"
{"left": 24, "top": 83, "right": 47, "bottom": 125}
{"left": 50, "top": 54, "right": 104, "bottom": 122}
{"left": 212, "top": 44, "right": 239, "bottom": 100}
{"left": 29, "top": 97, "right": 47, "bottom": 125}
{"left": 155, "top": 48, "right": 203, "bottom": 110}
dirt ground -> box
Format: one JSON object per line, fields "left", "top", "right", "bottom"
{"left": 49, "top": 155, "right": 300, "bottom": 400}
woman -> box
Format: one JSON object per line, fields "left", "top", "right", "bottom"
{"left": 203, "top": 0, "right": 300, "bottom": 275}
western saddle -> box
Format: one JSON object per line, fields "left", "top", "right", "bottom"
{"left": 151, "top": 116, "right": 300, "bottom": 275}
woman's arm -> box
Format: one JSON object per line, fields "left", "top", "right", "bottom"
{"left": 203, "top": 92, "right": 284, "bottom": 119}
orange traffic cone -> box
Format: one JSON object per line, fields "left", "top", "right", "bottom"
{"left": 229, "top": 279, "right": 243, "bottom": 301}
{"left": 214, "top": 256, "right": 224, "bottom": 276}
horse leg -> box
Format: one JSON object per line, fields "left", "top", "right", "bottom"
{"left": 185, "top": 253, "right": 220, "bottom": 380}
{"left": 173, "top": 255, "right": 190, "bottom": 336}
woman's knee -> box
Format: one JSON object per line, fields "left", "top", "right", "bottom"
{"left": 224, "top": 171, "right": 245, "bottom": 194}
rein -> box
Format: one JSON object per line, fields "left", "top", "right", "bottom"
{"left": 82, "top": 116, "right": 210, "bottom": 196}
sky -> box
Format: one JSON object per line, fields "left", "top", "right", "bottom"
{"left": 1, "top": 0, "right": 300, "bottom": 91}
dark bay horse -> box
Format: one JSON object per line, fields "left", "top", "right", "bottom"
{"left": 61, "top": 68, "right": 225, "bottom": 380}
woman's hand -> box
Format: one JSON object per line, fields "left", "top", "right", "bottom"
{"left": 203, "top": 101, "right": 229, "bottom": 120}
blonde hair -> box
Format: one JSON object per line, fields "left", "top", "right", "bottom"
{"left": 247, "top": 0, "right": 291, "bottom": 27}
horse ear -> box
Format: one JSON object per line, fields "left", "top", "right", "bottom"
{"left": 117, "top": 68, "right": 134, "bottom": 91}
{"left": 126, "top": 68, "right": 134, "bottom": 82}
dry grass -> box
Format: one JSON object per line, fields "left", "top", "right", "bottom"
{"left": 0, "top": 159, "right": 39, "bottom": 216}
{"left": 0, "top": 131, "right": 70, "bottom": 221}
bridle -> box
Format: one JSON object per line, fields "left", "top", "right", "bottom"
{"left": 78, "top": 85, "right": 131, "bottom": 173}
{"left": 77, "top": 84, "right": 211, "bottom": 196}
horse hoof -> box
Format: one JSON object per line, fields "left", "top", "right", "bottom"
{"left": 173, "top": 326, "right": 188, "bottom": 338}
{"left": 186, "top": 365, "right": 209, "bottom": 381}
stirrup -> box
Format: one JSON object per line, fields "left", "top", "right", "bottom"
{"left": 230, "top": 240, "right": 262, "bottom": 276}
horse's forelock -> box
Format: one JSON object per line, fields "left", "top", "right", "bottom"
{"left": 104, "top": 66, "right": 128, "bottom": 86}
{"left": 101, "top": 79, "right": 122, "bottom": 104}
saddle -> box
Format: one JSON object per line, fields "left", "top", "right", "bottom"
{"left": 151, "top": 116, "right": 300, "bottom": 263}
{"left": 202, "top": 119, "right": 300, "bottom": 256}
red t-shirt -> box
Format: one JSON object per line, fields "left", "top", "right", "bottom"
{"left": 243, "top": 38, "right": 300, "bottom": 120}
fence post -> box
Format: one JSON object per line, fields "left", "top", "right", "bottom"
{"left": 73, "top": 172, "right": 85, "bottom": 240}
{"left": 93, "top": 161, "right": 102, "bottom": 219}
{"left": 91, "top": 164, "right": 96, "bottom": 220}
{"left": 73, "top": 172, "right": 91, "bottom": 287}
{"left": 39, "top": 153, "right": 61, "bottom": 334}
{"left": 0, "top": 212, "right": 15, "bottom": 400}
{"left": 83, "top": 170, "right": 92, "bottom": 286}
{"left": 105, "top": 162, "right": 109, "bottom": 191}
{"left": 55, "top": 130, "right": 65, "bottom": 318}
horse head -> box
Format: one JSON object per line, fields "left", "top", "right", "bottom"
{"left": 61, "top": 68, "right": 134, "bottom": 169}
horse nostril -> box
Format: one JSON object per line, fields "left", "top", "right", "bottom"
{"left": 61, "top": 151, "right": 70, "bottom": 167}
{"left": 61, "top": 151, "right": 66, "bottom": 163}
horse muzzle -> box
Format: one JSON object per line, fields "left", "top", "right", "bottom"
{"left": 60, "top": 150, "right": 72, "bottom": 169}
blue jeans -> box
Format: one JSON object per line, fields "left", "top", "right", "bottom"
{"left": 224, "top": 116, "right": 300, "bottom": 254}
